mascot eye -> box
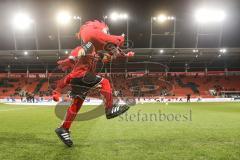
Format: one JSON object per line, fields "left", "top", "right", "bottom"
{"left": 102, "top": 28, "right": 110, "bottom": 35}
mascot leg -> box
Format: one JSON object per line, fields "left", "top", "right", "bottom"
{"left": 55, "top": 97, "right": 84, "bottom": 147}
{"left": 100, "top": 78, "right": 113, "bottom": 109}
{"left": 100, "top": 78, "right": 129, "bottom": 119}
{"left": 61, "top": 97, "right": 84, "bottom": 129}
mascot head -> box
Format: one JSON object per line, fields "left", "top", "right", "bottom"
{"left": 77, "top": 20, "right": 125, "bottom": 51}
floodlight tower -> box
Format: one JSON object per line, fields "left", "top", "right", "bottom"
{"left": 103, "top": 15, "right": 108, "bottom": 23}
{"left": 73, "top": 16, "right": 82, "bottom": 45}
{"left": 104, "top": 12, "right": 129, "bottom": 46}
{"left": 150, "top": 14, "right": 176, "bottom": 48}
{"left": 194, "top": 8, "right": 226, "bottom": 48}
{"left": 12, "top": 12, "right": 38, "bottom": 50}
{"left": 56, "top": 11, "right": 83, "bottom": 51}
{"left": 56, "top": 10, "right": 72, "bottom": 52}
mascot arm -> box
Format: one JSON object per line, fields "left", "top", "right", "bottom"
{"left": 98, "top": 51, "right": 135, "bottom": 64}
{"left": 57, "top": 42, "right": 95, "bottom": 72}
{"left": 102, "top": 42, "right": 134, "bottom": 58}
{"left": 52, "top": 74, "right": 72, "bottom": 102}
{"left": 57, "top": 58, "right": 75, "bottom": 72}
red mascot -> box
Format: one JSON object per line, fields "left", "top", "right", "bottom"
{"left": 53, "top": 20, "right": 134, "bottom": 147}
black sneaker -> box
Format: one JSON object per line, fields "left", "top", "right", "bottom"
{"left": 105, "top": 103, "right": 130, "bottom": 119}
{"left": 55, "top": 127, "right": 73, "bottom": 147}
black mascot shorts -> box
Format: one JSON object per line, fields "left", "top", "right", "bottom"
{"left": 70, "top": 72, "right": 102, "bottom": 100}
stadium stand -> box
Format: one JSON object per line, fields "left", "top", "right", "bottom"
{"left": 1, "top": 73, "right": 240, "bottom": 100}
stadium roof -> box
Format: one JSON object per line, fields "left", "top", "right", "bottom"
{"left": 1, "top": 0, "right": 240, "bottom": 72}
{"left": 0, "top": 48, "right": 240, "bottom": 73}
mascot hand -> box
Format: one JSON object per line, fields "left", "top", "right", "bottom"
{"left": 126, "top": 51, "right": 135, "bottom": 57}
{"left": 102, "top": 53, "right": 112, "bottom": 63}
{"left": 57, "top": 58, "right": 74, "bottom": 72}
{"left": 52, "top": 90, "right": 60, "bottom": 102}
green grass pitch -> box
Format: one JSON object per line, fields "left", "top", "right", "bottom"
{"left": 0, "top": 102, "right": 240, "bottom": 160}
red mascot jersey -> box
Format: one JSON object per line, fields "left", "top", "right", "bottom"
{"left": 68, "top": 45, "right": 97, "bottom": 78}
{"left": 56, "top": 42, "right": 100, "bottom": 90}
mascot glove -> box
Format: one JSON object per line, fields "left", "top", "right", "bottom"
{"left": 102, "top": 53, "right": 112, "bottom": 64}
{"left": 52, "top": 90, "right": 61, "bottom": 102}
{"left": 57, "top": 58, "right": 74, "bottom": 72}
{"left": 126, "top": 51, "right": 135, "bottom": 57}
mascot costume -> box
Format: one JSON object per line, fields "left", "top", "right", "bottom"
{"left": 53, "top": 20, "right": 134, "bottom": 147}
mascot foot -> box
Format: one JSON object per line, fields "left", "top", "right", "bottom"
{"left": 55, "top": 127, "right": 73, "bottom": 147}
{"left": 105, "top": 103, "right": 130, "bottom": 119}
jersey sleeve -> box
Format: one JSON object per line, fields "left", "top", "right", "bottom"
{"left": 68, "top": 42, "right": 95, "bottom": 61}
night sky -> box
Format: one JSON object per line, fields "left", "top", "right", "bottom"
{"left": 0, "top": 0, "right": 240, "bottom": 50}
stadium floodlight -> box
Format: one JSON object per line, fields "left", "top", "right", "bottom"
{"left": 108, "top": 11, "right": 129, "bottom": 46}
{"left": 36, "top": 56, "right": 39, "bottom": 60}
{"left": 56, "top": 10, "right": 71, "bottom": 25}
{"left": 193, "top": 49, "right": 198, "bottom": 53}
{"left": 153, "top": 15, "right": 175, "bottom": 23}
{"left": 121, "top": 13, "right": 128, "bottom": 19}
{"left": 109, "top": 12, "right": 128, "bottom": 21}
{"left": 24, "top": 51, "right": 28, "bottom": 55}
{"left": 195, "top": 8, "right": 226, "bottom": 24}
{"left": 12, "top": 13, "right": 33, "bottom": 30}
{"left": 73, "top": 16, "right": 81, "bottom": 20}
{"left": 159, "top": 49, "right": 164, "bottom": 53}
{"left": 150, "top": 14, "right": 176, "bottom": 48}
{"left": 220, "top": 48, "right": 227, "bottom": 53}
{"left": 157, "top": 15, "right": 167, "bottom": 23}
{"left": 110, "top": 12, "right": 119, "bottom": 21}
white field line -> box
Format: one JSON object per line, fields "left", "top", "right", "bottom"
{"left": 0, "top": 106, "right": 49, "bottom": 112}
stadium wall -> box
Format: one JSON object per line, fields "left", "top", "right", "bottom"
{"left": 1, "top": 97, "right": 240, "bottom": 106}
{"left": 1, "top": 70, "right": 240, "bottom": 78}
